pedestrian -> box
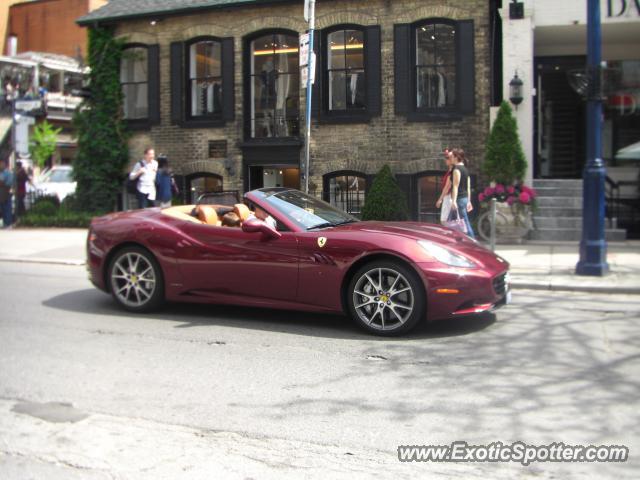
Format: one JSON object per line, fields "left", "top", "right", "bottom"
{"left": 154, "top": 155, "right": 178, "bottom": 208}
{"left": 449, "top": 148, "right": 475, "bottom": 238}
{"left": 0, "top": 158, "right": 14, "bottom": 228}
{"left": 435, "top": 148, "right": 454, "bottom": 224}
{"left": 128, "top": 147, "right": 158, "bottom": 208}
{"left": 14, "top": 161, "right": 31, "bottom": 218}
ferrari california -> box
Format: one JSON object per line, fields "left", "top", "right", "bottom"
{"left": 87, "top": 188, "right": 510, "bottom": 336}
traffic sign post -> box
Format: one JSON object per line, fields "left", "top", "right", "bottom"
{"left": 302, "top": 0, "right": 316, "bottom": 194}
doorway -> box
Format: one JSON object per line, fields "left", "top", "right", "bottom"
{"left": 248, "top": 166, "right": 300, "bottom": 190}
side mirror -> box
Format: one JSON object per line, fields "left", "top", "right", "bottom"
{"left": 242, "top": 218, "right": 282, "bottom": 240}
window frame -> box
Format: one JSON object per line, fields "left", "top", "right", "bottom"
{"left": 186, "top": 172, "right": 224, "bottom": 203}
{"left": 120, "top": 43, "right": 150, "bottom": 127}
{"left": 412, "top": 18, "right": 459, "bottom": 115}
{"left": 322, "top": 170, "right": 370, "bottom": 217}
{"left": 185, "top": 36, "right": 224, "bottom": 122}
{"left": 243, "top": 28, "right": 301, "bottom": 141}
{"left": 321, "top": 24, "right": 369, "bottom": 120}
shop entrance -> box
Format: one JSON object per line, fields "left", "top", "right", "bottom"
{"left": 248, "top": 166, "right": 300, "bottom": 190}
{"left": 534, "top": 56, "right": 586, "bottom": 178}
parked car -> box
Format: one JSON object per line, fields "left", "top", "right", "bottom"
{"left": 87, "top": 188, "right": 510, "bottom": 336}
{"left": 34, "top": 165, "right": 76, "bottom": 202}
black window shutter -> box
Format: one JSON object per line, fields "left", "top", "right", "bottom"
{"left": 394, "top": 24, "right": 411, "bottom": 115}
{"left": 310, "top": 32, "right": 321, "bottom": 119}
{"left": 456, "top": 20, "right": 475, "bottom": 115}
{"left": 147, "top": 44, "right": 160, "bottom": 125}
{"left": 170, "top": 41, "right": 184, "bottom": 125}
{"left": 221, "top": 37, "right": 235, "bottom": 122}
{"left": 364, "top": 25, "right": 381, "bottom": 116}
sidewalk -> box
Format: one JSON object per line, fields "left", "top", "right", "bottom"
{"left": 0, "top": 228, "right": 638, "bottom": 294}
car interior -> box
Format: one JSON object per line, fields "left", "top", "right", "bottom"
{"left": 161, "top": 203, "right": 253, "bottom": 227}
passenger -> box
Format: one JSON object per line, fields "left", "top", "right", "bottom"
{"left": 221, "top": 211, "right": 241, "bottom": 227}
{"left": 253, "top": 206, "right": 277, "bottom": 229}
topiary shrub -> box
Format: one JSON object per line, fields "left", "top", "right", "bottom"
{"left": 29, "top": 200, "right": 58, "bottom": 217}
{"left": 483, "top": 100, "right": 527, "bottom": 185}
{"left": 361, "top": 165, "right": 409, "bottom": 221}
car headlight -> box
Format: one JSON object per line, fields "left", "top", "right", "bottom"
{"left": 418, "top": 240, "right": 476, "bottom": 268}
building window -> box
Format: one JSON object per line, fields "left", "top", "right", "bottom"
{"left": 323, "top": 171, "right": 367, "bottom": 217}
{"left": 394, "top": 19, "right": 474, "bottom": 119}
{"left": 248, "top": 32, "right": 300, "bottom": 138}
{"left": 187, "top": 173, "right": 223, "bottom": 203}
{"left": 326, "top": 28, "right": 365, "bottom": 111}
{"left": 415, "top": 22, "right": 456, "bottom": 110}
{"left": 121, "top": 46, "right": 148, "bottom": 120}
{"left": 188, "top": 39, "right": 222, "bottom": 119}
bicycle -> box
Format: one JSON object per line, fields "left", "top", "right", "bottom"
{"left": 477, "top": 205, "right": 532, "bottom": 242}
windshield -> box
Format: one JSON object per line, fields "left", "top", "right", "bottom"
{"left": 259, "top": 190, "right": 358, "bottom": 230}
{"left": 46, "top": 169, "right": 73, "bottom": 183}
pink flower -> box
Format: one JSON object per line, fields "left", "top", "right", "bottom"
{"left": 495, "top": 184, "right": 505, "bottom": 194}
{"left": 519, "top": 192, "right": 531, "bottom": 204}
{"left": 507, "top": 186, "right": 515, "bottom": 194}
{"left": 484, "top": 187, "right": 495, "bottom": 196}
{"left": 506, "top": 196, "right": 515, "bottom": 206}
{"left": 478, "top": 193, "right": 485, "bottom": 202}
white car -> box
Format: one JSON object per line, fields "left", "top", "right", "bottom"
{"left": 34, "top": 165, "right": 76, "bottom": 202}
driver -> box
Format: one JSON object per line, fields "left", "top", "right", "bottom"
{"left": 251, "top": 206, "right": 277, "bottom": 229}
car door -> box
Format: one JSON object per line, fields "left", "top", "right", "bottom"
{"left": 179, "top": 223, "right": 299, "bottom": 302}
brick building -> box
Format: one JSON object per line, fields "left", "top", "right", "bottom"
{"left": 4, "top": 0, "right": 107, "bottom": 58}
{"left": 78, "top": 0, "right": 499, "bottom": 221}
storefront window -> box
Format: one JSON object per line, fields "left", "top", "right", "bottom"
{"left": 326, "top": 29, "right": 365, "bottom": 111}
{"left": 249, "top": 32, "right": 300, "bottom": 138}
{"left": 324, "top": 172, "right": 367, "bottom": 217}
{"left": 120, "top": 46, "right": 148, "bottom": 120}
{"left": 415, "top": 22, "right": 456, "bottom": 110}
{"left": 188, "top": 39, "right": 222, "bottom": 118}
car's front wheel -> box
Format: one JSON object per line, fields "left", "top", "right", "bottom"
{"left": 347, "top": 260, "right": 425, "bottom": 335}
{"left": 108, "top": 246, "right": 164, "bottom": 312}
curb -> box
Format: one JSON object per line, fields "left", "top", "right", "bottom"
{"left": 0, "top": 257, "right": 85, "bottom": 266}
{"left": 511, "top": 281, "right": 640, "bottom": 295}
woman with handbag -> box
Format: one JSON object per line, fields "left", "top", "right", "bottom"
{"left": 435, "top": 149, "right": 454, "bottom": 224}
{"left": 448, "top": 148, "right": 475, "bottom": 238}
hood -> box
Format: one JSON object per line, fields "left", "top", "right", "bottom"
{"left": 333, "top": 221, "right": 509, "bottom": 271}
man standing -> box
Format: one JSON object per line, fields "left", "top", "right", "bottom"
{"left": 129, "top": 147, "right": 158, "bottom": 208}
{"left": 0, "top": 158, "right": 14, "bottom": 228}
{"left": 14, "top": 161, "right": 31, "bottom": 218}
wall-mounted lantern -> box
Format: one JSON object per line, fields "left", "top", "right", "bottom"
{"left": 509, "top": 72, "right": 524, "bottom": 107}
{"left": 509, "top": 0, "right": 524, "bottom": 20}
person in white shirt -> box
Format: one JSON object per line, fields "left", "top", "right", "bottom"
{"left": 250, "top": 206, "right": 277, "bottom": 229}
{"left": 129, "top": 147, "right": 158, "bottom": 208}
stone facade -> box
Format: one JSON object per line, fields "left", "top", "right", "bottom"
{"left": 112, "top": 0, "right": 491, "bottom": 208}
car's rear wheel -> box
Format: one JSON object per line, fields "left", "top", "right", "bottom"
{"left": 108, "top": 246, "right": 164, "bottom": 312}
{"left": 347, "top": 260, "right": 425, "bottom": 335}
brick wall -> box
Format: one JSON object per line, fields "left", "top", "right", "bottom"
{"left": 113, "top": 0, "right": 491, "bottom": 194}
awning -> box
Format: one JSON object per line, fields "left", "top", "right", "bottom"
{"left": 615, "top": 141, "right": 640, "bottom": 161}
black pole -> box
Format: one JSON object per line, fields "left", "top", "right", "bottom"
{"left": 576, "top": 0, "right": 609, "bottom": 276}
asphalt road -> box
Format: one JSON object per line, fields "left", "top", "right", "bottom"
{"left": 0, "top": 261, "right": 638, "bottom": 479}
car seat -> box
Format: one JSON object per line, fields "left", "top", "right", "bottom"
{"left": 195, "top": 205, "right": 221, "bottom": 226}
{"left": 233, "top": 203, "right": 252, "bottom": 222}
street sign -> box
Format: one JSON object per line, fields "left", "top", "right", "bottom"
{"left": 15, "top": 99, "right": 41, "bottom": 112}
{"left": 299, "top": 33, "right": 309, "bottom": 66}
{"left": 301, "top": 52, "right": 316, "bottom": 87}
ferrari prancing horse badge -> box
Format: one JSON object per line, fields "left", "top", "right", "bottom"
{"left": 317, "top": 237, "right": 327, "bottom": 248}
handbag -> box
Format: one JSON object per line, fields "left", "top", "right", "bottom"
{"left": 440, "top": 195, "right": 452, "bottom": 223}
{"left": 125, "top": 160, "right": 144, "bottom": 194}
{"left": 444, "top": 207, "right": 468, "bottom": 233}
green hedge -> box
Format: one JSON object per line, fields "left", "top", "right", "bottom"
{"left": 19, "top": 210, "right": 97, "bottom": 228}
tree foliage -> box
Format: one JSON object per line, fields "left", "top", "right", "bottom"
{"left": 483, "top": 100, "right": 527, "bottom": 185}
{"left": 361, "top": 165, "right": 409, "bottom": 221}
{"left": 29, "top": 121, "right": 61, "bottom": 168}
{"left": 73, "top": 27, "right": 129, "bottom": 213}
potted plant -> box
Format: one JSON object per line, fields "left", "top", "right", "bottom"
{"left": 480, "top": 100, "right": 536, "bottom": 242}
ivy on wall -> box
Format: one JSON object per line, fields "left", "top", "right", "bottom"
{"left": 73, "top": 27, "right": 129, "bottom": 213}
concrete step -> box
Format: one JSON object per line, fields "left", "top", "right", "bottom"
{"left": 533, "top": 216, "right": 582, "bottom": 229}
{"left": 535, "top": 206, "right": 584, "bottom": 217}
{"left": 529, "top": 228, "right": 627, "bottom": 241}
{"left": 534, "top": 186, "right": 583, "bottom": 197}
{"left": 533, "top": 179, "right": 583, "bottom": 188}
{"left": 537, "top": 196, "right": 583, "bottom": 208}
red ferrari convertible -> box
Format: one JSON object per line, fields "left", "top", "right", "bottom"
{"left": 87, "top": 188, "right": 510, "bottom": 335}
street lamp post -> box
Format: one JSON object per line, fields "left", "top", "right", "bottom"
{"left": 576, "top": 0, "right": 609, "bottom": 276}
{"left": 302, "top": 0, "right": 316, "bottom": 194}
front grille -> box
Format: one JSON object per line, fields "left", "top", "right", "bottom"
{"left": 493, "top": 273, "right": 507, "bottom": 297}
